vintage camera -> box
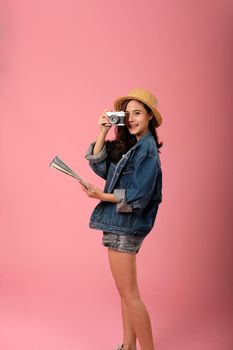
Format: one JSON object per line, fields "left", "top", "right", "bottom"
{"left": 106, "top": 111, "right": 125, "bottom": 126}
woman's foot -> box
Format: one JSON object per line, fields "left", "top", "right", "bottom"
{"left": 115, "top": 345, "right": 137, "bottom": 350}
{"left": 115, "top": 345, "right": 124, "bottom": 350}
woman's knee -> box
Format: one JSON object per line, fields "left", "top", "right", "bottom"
{"left": 118, "top": 287, "right": 141, "bottom": 304}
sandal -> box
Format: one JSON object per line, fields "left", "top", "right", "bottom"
{"left": 115, "top": 345, "right": 124, "bottom": 350}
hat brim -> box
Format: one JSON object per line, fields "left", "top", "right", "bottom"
{"left": 114, "top": 96, "right": 162, "bottom": 127}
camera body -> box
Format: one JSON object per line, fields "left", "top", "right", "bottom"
{"left": 106, "top": 111, "right": 125, "bottom": 126}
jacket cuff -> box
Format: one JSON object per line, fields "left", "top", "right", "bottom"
{"left": 85, "top": 142, "right": 108, "bottom": 163}
{"left": 114, "top": 189, "right": 133, "bottom": 213}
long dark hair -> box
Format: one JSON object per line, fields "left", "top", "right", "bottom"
{"left": 106, "top": 100, "right": 163, "bottom": 163}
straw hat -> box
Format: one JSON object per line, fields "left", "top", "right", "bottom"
{"left": 114, "top": 88, "right": 162, "bottom": 127}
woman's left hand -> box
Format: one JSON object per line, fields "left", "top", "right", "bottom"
{"left": 79, "top": 182, "right": 104, "bottom": 200}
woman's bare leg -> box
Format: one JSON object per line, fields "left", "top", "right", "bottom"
{"left": 108, "top": 249, "right": 155, "bottom": 350}
{"left": 121, "top": 298, "right": 137, "bottom": 350}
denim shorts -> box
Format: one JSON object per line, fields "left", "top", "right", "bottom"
{"left": 102, "top": 232, "right": 144, "bottom": 254}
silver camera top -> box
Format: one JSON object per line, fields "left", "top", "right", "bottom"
{"left": 106, "top": 111, "right": 125, "bottom": 126}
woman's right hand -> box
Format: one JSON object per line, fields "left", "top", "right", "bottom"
{"left": 98, "top": 110, "right": 112, "bottom": 134}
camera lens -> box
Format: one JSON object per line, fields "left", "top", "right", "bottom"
{"left": 110, "top": 115, "right": 119, "bottom": 124}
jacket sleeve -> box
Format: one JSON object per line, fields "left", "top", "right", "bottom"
{"left": 113, "top": 152, "right": 159, "bottom": 213}
{"left": 85, "top": 142, "right": 108, "bottom": 180}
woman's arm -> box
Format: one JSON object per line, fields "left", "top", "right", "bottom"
{"left": 85, "top": 111, "right": 112, "bottom": 179}
{"left": 93, "top": 131, "right": 108, "bottom": 155}
{"left": 80, "top": 183, "right": 117, "bottom": 203}
{"left": 93, "top": 110, "right": 112, "bottom": 154}
{"left": 82, "top": 110, "right": 118, "bottom": 200}
{"left": 114, "top": 152, "right": 161, "bottom": 212}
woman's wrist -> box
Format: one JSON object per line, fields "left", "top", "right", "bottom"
{"left": 101, "top": 192, "right": 117, "bottom": 203}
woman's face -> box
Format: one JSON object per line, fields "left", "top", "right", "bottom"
{"left": 125, "top": 100, "right": 152, "bottom": 140}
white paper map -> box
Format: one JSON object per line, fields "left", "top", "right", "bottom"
{"left": 49, "top": 155, "right": 90, "bottom": 190}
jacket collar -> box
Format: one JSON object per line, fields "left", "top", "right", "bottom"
{"left": 107, "top": 131, "right": 153, "bottom": 193}
{"left": 131, "top": 131, "right": 153, "bottom": 150}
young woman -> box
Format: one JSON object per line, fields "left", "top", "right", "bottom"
{"left": 81, "top": 88, "right": 163, "bottom": 350}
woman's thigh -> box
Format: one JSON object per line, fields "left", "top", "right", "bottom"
{"left": 108, "top": 249, "right": 140, "bottom": 299}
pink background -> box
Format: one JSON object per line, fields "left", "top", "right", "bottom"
{"left": 1, "top": 0, "right": 233, "bottom": 349}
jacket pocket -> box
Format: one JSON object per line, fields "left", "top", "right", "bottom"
{"left": 111, "top": 211, "right": 133, "bottom": 228}
{"left": 116, "top": 163, "right": 134, "bottom": 188}
{"left": 122, "top": 164, "right": 134, "bottom": 175}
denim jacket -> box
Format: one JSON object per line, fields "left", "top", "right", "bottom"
{"left": 85, "top": 131, "right": 162, "bottom": 238}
